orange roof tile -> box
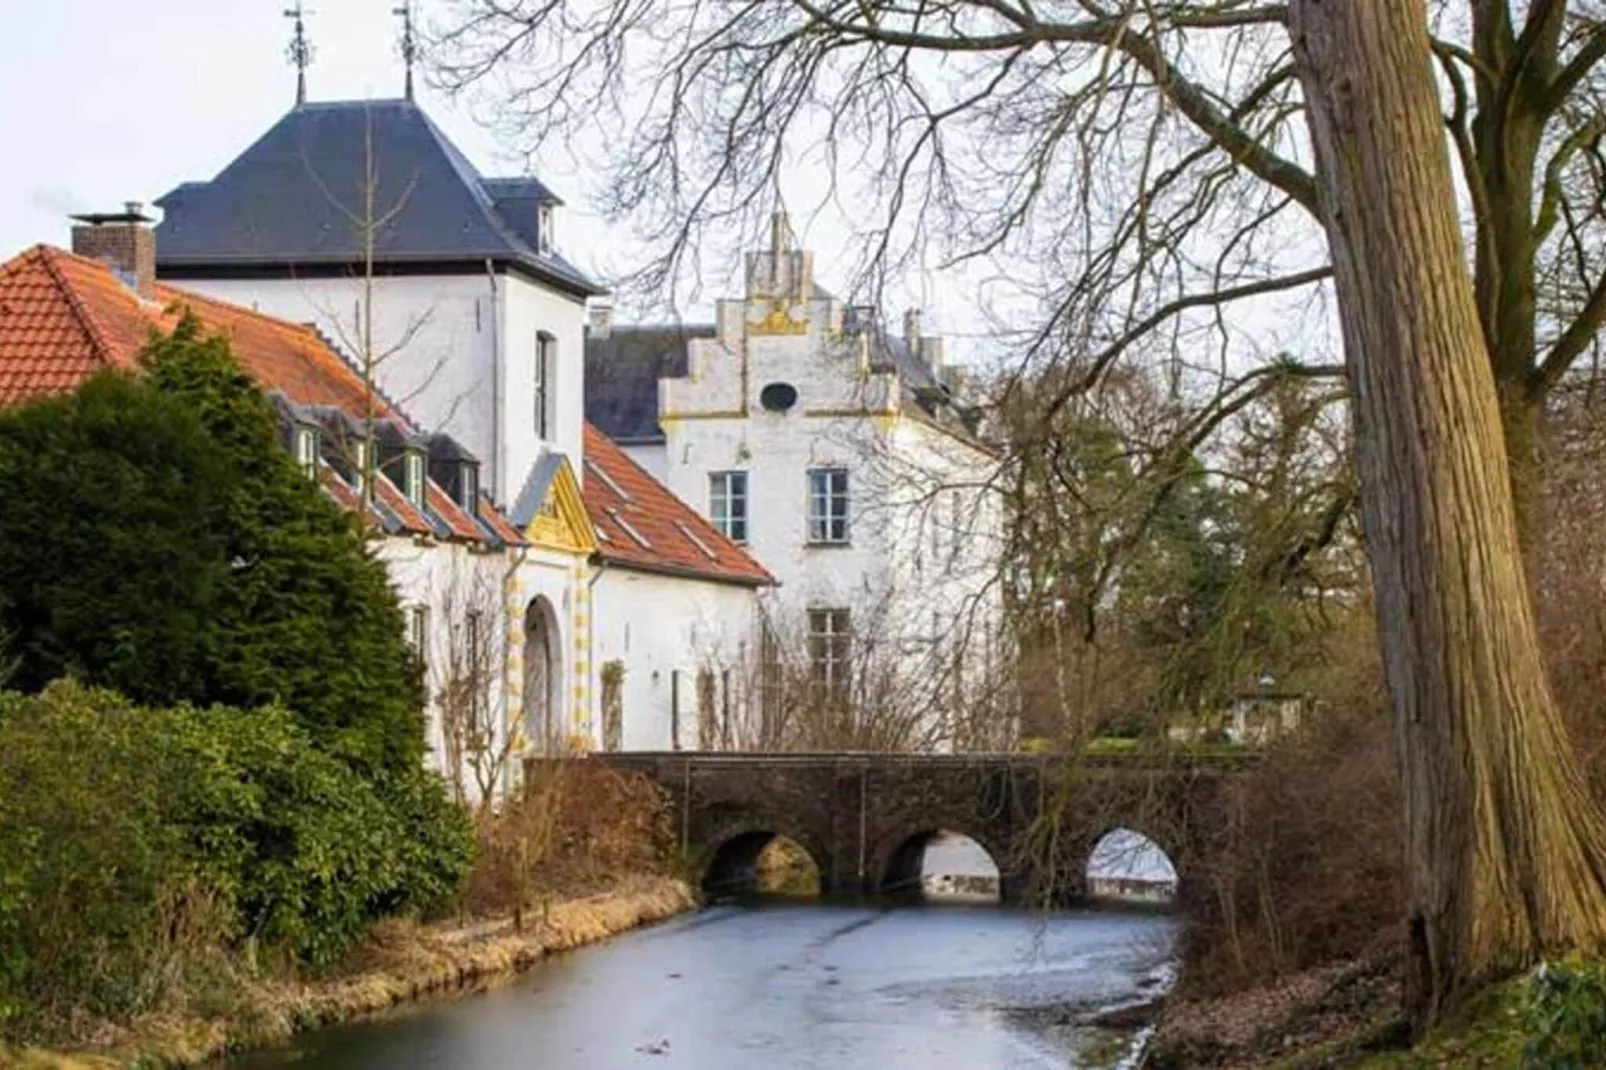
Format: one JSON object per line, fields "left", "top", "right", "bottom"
{"left": 582, "top": 422, "right": 772, "bottom": 587}
{"left": 0, "top": 244, "right": 523, "bottom": 546}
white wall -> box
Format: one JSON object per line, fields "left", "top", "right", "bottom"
{"left": 373, "top": 535, "right": 588, "bottom": 796}
{"left": 168, "top": 268, "right": 589, "bottom": 504}
{"left": 652, "top": 247, "right": 1007, "bottom": 746}
{"left": 590, "top": 567, "right": 762, "bottom": 751}
{"left": 499, "top": 271, "right": 589, "bottom": 486}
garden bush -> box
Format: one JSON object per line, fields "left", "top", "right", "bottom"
{"left": 0, "top": 681, "right": 471, "bottom": 1043}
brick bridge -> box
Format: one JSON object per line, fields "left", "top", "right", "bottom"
{"left": 591, "top": 751, "right": 1247, "bottom": 906}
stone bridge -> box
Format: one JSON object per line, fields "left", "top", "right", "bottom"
{"left": 589, "top": 751, "right": 1248, "bottom": 906}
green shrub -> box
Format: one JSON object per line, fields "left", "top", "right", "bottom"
{"left": 1519, "top": 958, "right": 1606, "bottom": 1069}
{"left": 0, "top": 682, "right": 472, "bottom": 1042}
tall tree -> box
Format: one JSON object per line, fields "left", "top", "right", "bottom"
{"left": 1290, "top": 0, "right": 1606, "bottom": 1027}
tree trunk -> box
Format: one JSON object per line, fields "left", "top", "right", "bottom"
{"left": 1289, "top": 0, "right": 1606, "bottom": 1032}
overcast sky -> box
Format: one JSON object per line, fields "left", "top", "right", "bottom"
{"left": 0, "top": 1, "right": 694, "bottom": 311}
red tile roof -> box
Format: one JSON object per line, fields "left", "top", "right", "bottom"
{"left": 582, "top": 422, "right": 772, "bottom": 587}
{"left": 0, "top": 244, "right": 521, "bottom": 546}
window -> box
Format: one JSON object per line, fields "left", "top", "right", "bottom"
{"left": 294, "top": 426, "right": 319, "bottom": 479}
{"left": 538, "top": 204, "right": 555, "bottom": 255}
{"left": 807, "top": 608, "right": 853, "bottom": 698}
{"left": 697, "top": 669, "right": 716, "bottom": 750}
{"left": 709, "top": 471, "right": 749, "bottom": 543}
{"left": 535, "top": 333, "right": 555, "bottom": 440}
{"left": 404, "top": 450, "right": 426, "bottom": 507}
{"left": 465, "top": 610, "right": 484, "bottom": 735}
{"left": 807, "top": 468, "right": 850, "bottom": 544}
{"left": 408, "top": 605, "right": 429, "bottom": 670}
{"left": 459, "top": 462, "right": 479, "bottom": 512}
{"left": 352, "top": 439, "right": 370, "bottom": 498}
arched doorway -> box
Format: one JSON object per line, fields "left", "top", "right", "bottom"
{"left": 523, "top": 597, "right": 561, "bottom": 753}
{"left": 1086, "top": 828, "right": 1178, "bottom": 907}
{"left": 880, "top": 829, "right": 1002, "bottom": 903}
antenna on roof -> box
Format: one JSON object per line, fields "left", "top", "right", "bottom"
{"left": 284, "top": 2, "right": 314, "bottom": 106}
{"left": 393, "top": 1, "right": 418, "bottom": 102}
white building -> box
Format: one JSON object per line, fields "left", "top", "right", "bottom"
{"left": 586, "top": 215, "right": 1010, "bottom": 749}
{"left": 150, "top": 94, "right": 774, "bottom": 756}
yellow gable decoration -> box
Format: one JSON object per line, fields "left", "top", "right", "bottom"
{"left": 523, "top": 456, "right": 597, "bottom": 555}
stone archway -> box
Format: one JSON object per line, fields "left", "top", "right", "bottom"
{"left": 877, "top": 828, "right": 1009, "bottom": 902}
{"left": 523, "top": 596, "right": 562, "bottom": 753}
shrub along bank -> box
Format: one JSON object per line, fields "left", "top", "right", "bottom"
{"left": 0, "top": 681, "right": 472, "bottom": 1048}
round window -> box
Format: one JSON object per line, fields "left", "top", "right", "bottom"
{"left": 760, "top": 382, "right": 799, "bottom": 412}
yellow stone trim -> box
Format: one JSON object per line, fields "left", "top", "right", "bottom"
{"left": 659, "top": 410, "right": 747, "bottom": 422}
{"left": 748, "top": 300, "right": 809, "bottom": 335}
{"left": 804, "top": 407, "right": 898, "bottom": 419}
{"left": 521, "top": 456, "right": 599, "bottom": 555}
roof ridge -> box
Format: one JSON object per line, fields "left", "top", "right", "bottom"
{"left": 34, "top": 246, "right": 119, "bottom": 369}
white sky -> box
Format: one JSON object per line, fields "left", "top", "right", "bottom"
{"left": 0, "top": 0, "right": 973, "bottom": 343}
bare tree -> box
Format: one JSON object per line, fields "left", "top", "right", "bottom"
{"left": 431, "top": 0, "right": 1606, "bottom": 1025}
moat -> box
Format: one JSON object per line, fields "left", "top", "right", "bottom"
{"left": 227, "top": 836, "right": 1178, "bottom": 1069}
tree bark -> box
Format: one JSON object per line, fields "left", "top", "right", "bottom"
{"left": 1289, "top": 0, "right": 1606, "bottom": 1031}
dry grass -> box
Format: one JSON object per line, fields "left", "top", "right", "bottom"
{"left": 30, "top": 878, "right": 693, "bottom": 1069}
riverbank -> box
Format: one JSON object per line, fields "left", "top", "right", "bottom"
{"left": 4, "top": 877, "right": 694, "bottom": 1070}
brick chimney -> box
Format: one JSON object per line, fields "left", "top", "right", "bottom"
{"left": 70, "top": 202, "right": 156, "bottom": 299}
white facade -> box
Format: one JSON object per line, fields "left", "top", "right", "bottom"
{"left": 172, "top": 269, "right": 588, "bottom": 505}
{"left": 632, "top": 219, "right": 1008, "bottom": 747}
{"left": 374, "top": 531, "right": 590, "bottom": 797}
{"left": 590, "top": 568, "right": 762, "bottom": 750}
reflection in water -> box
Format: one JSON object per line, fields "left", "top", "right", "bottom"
{"left": 226, "top": 902, "right": 1176, "bottom": 1070}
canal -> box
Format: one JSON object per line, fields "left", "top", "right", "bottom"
{"left": 226, "top": 834, "right": 1178, "bottom": 1069}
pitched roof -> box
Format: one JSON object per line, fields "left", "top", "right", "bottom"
{"left": 584, "top": 325, "right": 713, "bottom": 443}
{"left": 154, "top": 99, "right": 605, "bottom": 297}
{"left": 0, "top": 243, "right": 524, "bottom": 548}
{"left": 581, "top": 422, "right": 772, "bottom": 587}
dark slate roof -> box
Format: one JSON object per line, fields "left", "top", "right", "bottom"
{"left": 585, "top": 325, "right": 715, "bottom": 443}
{"left": 154, "top": 99, "right": 605, "bottom": 297}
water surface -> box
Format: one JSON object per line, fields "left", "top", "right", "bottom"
{"left": 228, "top": 900, "right": 1176, "bottom": 1070}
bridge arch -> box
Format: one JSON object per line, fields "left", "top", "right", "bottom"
{"left": 699, "top": 818, "right": 830, "bottom": 900}
{"left": 1084, "top": 824, "right": 1181, "bottom": 906}
{"left": 875, "top": 827, "right": 1010, "bottom": 902}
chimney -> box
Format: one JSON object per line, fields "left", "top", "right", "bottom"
{"left": 903, "top": 308, "right": 922, "bottom": 351}
{"left": 588, "top": 304, "right": 614, "bottom": 340}
{"left": 71, "top": 202, "right": 156, "bottom": 299}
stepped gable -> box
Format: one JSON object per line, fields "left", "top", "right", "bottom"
{"left": 581, "top": 422, "right": 772, "bottom": 587}
{"left": 154, "top": 99, "right": 604, "bottom": 297}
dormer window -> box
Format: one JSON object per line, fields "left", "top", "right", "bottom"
{"left": 352, "top": 439, "right": 371, "bottom": 498}
{"left": 294, "top": 426, "right": 319, "bottom": 479}
{"left": 458, "top": 462, "right": 480, "bottom": 513}
{"left": 404, "top": 449, "right": 426, "bottom": 507}
{"left": 538, "top": 203, "right": 554, "bottom": 255}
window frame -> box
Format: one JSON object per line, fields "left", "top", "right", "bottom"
{"left": 807, "top": 607, "right": 853, "bottom": 699}
{"left": 459, "top": 462, "right": 479, "bottom": 513}
{"left": 806, "top": 467, "right": 851, "bottom": 545}
{"left": 404, "top": 450, "right": 427, "bottom": 508}
{"left": 708, "top": 470, "right": 750, "bottom": 544}
{"left": 408, "top": 604, "right": 430, "bottom": 671}
{"left": 534, "top": 332, "right": 555, "bottom": 440}
{"left": 294, "top": 426, "right": 319, "bottom": 479}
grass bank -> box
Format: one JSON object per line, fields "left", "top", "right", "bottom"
{"left": 6, "top": 877, "right": 693, "bottom": 1070}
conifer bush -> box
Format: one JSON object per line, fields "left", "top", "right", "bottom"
{"left": 0, "top": 316, "right": 423, "bottom": 774}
